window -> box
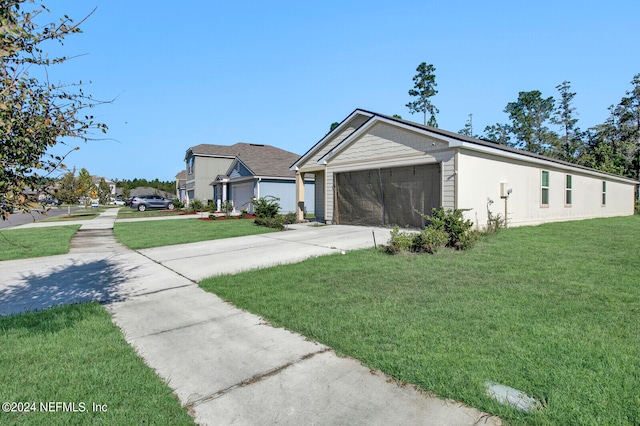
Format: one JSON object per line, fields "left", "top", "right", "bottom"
{"left": 565, "top": 174, "right": 572, "bottom": 206}
{"left": 188, "top": 157, "right": 194, "bottom": 175}
{"left": 541, "top": 171, "right": 549, "bottom": 206}
{"left": 602, "top": 181, "right": 606, "bottom": 205}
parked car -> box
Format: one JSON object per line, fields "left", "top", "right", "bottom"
{"left": 40, "top": 198, "right": 62, "bottom": 206}
{"left": 130, "top": 195, "right": 175, "bottom": 211}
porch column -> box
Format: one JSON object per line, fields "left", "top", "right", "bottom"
{"left": 295, "top": 171, "right": 305, "bottom": 222}
{"left": 222, "top": 183, "right": 228, "bottom": 208}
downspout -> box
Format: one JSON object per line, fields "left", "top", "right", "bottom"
{"left": 255, "top": 178, "right": 261, "bottom": 214}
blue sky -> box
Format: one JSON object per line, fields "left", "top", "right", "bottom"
{"left": 41, "top": 0, "right": 639, "bottom": 182}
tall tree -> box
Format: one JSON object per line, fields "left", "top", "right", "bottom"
{"left": 458, "top": 114, "right": 477, "bottom": 138}
{"left": 0, "top": 1, "right": 108, "bottom": 218}
{"left": 76, "top": 168, "right": 94, "bottom": 207}
{"left": 55, "top": 169, "right": 78, "bottom": 216}
{"left": 406, "top": 62, "right": 439, "bottom": 127}
{"left": 483, "top": 123, "right": 511, "bottom": 145}
{"left": 550, "top": 81, "right": 584, "bottom": 162}
{"left": 504, "top": 90, "right": 557, "bottom": 154}
{"left": 97, "top": 177, "right": 111, "bottom": 204}
{"left": 617, "top": 74, "right": 640, "bottom": 179}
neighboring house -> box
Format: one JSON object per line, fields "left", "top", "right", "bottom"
{"left": 91, "top": 176, "right": 116, "bottom": 197}
{"left": 291, "top": 109, "right": 639, "bottom": 228}
{"left": 185, "top": 142, "right": 314, "bottom": 213}
{"left": 129, "top": 186, "right": 174, "bottom": 199}
{"left": 175, "top": 170, "right": 187, "bottom": 203}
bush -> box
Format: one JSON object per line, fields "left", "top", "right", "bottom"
{"left": 414, "top": 227, "right": 449, "bottom": 254}
{"left": 172, "top": 199, "right": 184, "bottom": 209}
{"left": 240, "top": 209, "right": 248, "bottom": 219}
{"left": 188, "top": 199, "right": 205, "bottom": 212}
{"left": 635, "top": 200, "right": 640, "bottom": 215}
{"left": 282, "top": 212, "right": 297, "bottom": 225}
{"left": 420, "top": 207, "right": 478, "bottom": 250}
{"left": 208, "top": 214, "right": 217, "bottom": 220}
{"left": 254, "top": 216, "right": 284, "bottom": 230}
{"left": 220, "top": 200, "right": 233, "bottom": 218}
{"left": 251, "top": 196, "right": 280, "bottom": 219}
{"left": 385, "top": 226, "right": 448, "bottom": 254}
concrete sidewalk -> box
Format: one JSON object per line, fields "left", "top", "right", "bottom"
{"left": 1, "top": 210, "right": 501, "bottom": 425}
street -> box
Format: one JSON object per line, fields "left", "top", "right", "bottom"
{"left": 0, "top": 206, "right": 84, "bottom": 229}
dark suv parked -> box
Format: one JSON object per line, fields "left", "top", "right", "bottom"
{"left": 130, "top": 195, "right": 175, "bottom": 211}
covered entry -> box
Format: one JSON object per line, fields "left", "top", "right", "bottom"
{"left": 334, "top": 164, "right": 441, "bottom": 228}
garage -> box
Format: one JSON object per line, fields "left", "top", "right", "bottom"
{"left": 230, "top": 182, "right": 255, "bottom": 212}
{"left": 334, "top": 164, "right": 441, "bottom": 228}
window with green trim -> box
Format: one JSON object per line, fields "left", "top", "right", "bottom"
{"left": 541, "top": 171, "right": 549, "bottom": 205}
{"left": 565, "top": 175, "right": 572, "bottom": 206}
{"left": 602, "top": 181, "right": 606, "bottom": 205}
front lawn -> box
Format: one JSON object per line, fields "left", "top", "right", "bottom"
{"left": 200, "top": 216, "right": 640, "bottom": 425}
{"left": 114, "top": 218, "right": 278, "bottom": 250}
{"left": 116, "top": 209, "right": 187, "bottom": 219}
{"left": 0, "top": 225, "right": 80, "bottom": 261}
{"left": 0, "top": 303, "right": 194, "bottom": 425}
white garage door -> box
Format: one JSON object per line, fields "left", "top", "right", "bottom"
{"left": 231, "top": 182, "right": 255, "bottom": 212}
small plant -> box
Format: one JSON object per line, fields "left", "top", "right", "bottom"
{"left": 485, "top": 198, "right": 505, "bottom": 233}
{"left": 251, "top": 196, "right": 280, "bottom": 219}
{"left": 635, "top": 200, "right": 640, "bottom": 215}
{"left": 172, "top": 199, "right": 184, "bottom": 209}
{"left": 419, "top": 206, "right": 478, "bottom": 250}
{"left": 240, "top": 209, "right": 248, "bottom": 219}
{"left": 220, "top": 200, "right": 234, "bottom": 218}
{"left": 208, "top": 214, "right": 217, "bottom": 220}
{"left": 282, "top": 212, "right": 297, "bottom": 225}
{"left": 254, "top": 215, "right": 284, "bottom": 230}
{"left": 189, "top": 199, "right": 205, "bottom": 212}
{"left": 385, "top": 226, "right": 448, "bottom": 254}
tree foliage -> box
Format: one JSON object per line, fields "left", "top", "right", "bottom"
{"left": 406, "top": 62, "right": 439, "bottom": 127}
{"left": 0, "top": 1, "right": 107, "bottom": 218}
{"left": 477, "top": 75, "right": 640, "bottom": 180}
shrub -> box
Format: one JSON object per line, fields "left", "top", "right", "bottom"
{"left": 282, "top": 212, "right": 297, "bottom": 225}
{"left": 220, "top": 200, "right": 233, "bottom": 218}
{"left": 240, "top": 209, "right": 248, "bottom": 219}
{"left": 420, "top": 207, "right": 478, "bottom": 250}
{"left": 254, "top": 215, "right": 284, "bottom": 230}
{"left": 208, "top": 214, "right": 217, "bottom": 220}
{"left": 386, "top": 226, "right": 448, "bottom": 254}
{"left": 485, "top": 199, "right": 505, "bottom": 233}
{"left": 172, "top": 199, "right": 184, "bottom": 209}
{"left": 414, "top": 227, "right": 449, "bottom": 254}
{"left": 189, "top": 199, "right": 205, "bottom": 212}
{"left": 251, "top": 196, "right": 280, "bottom": 219}
{"left": 635, "top": 200, "right": 640, "bottom": 215}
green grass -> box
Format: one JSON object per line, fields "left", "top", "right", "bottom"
{"left": 0, "top": 303, "right": 194, "bottom": 425}
{"left": 116, "top": 209, "right": 186, "bottom": 219}
{"left": 200, "top": 216, "right": 640, "bottom": 425}
{"left": 40, "top": 209, "right": 103, "bottom": 222}
{"left": 0, "top": 225, "right": 80, "bottom": 260}
{"left": 114, "top": 218, "right": 278, "bottom": 250}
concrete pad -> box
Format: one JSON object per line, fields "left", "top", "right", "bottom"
{"left": 194, "top": 350, "right": 500, "bottom": 426}
{"left": 108, "top": 286, "right": 327, "bottom": 405}
{"left": 139, "top": 224, "right": 392, "bottom": 282}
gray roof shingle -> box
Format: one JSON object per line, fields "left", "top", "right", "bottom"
{"left": 189, "top": 143, "right": 300, "bottom": 178}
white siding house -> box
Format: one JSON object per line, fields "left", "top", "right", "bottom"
{"left": 292, "top": 109, "right": 638, "bottom": 229}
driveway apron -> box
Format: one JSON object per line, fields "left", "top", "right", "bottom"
{"left": 1, "top": 211, "right": 501, "bottom": 425}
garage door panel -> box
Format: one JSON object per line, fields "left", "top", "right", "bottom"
{"left": 335, "top": 164, "right": 440, "bottom": 228}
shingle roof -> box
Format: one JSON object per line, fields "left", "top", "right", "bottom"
{"left": 189, "top": 143, "right": 300, "bottom": 178}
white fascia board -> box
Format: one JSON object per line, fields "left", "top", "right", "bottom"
{"left": 290, "top": 109, "right": 374, "bottom": 170}
{"left": 460, "top": 142, "right": 639, "bottom": 184}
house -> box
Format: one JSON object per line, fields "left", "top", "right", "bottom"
{"left": 175, "top": 170, "right": 187, "bottom": 203}
{"left": 185, "top": 142, "right": 314, "bottom": 213}
{"left": 291, "top": 109, "right": 638, "bottom": 228}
